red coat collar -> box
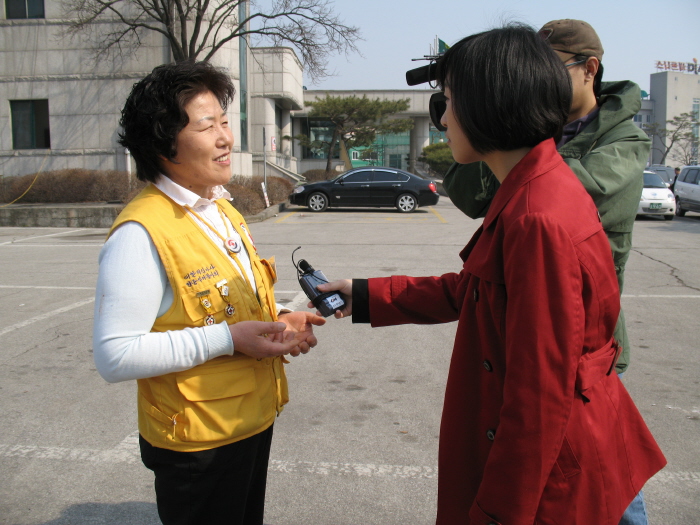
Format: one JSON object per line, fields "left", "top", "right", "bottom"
{"left": 482, "top": 139, "right": 563, "bottom": 229}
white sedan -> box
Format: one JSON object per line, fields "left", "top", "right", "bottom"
{"left": 637, "top": 171, "right": 675, "bottom": 220}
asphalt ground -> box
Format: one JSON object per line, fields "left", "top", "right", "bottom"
{"left": 0, "top": 198, "right": 698, "bottom": 525}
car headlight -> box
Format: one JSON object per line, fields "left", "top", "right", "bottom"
{"left": 667, "top": 192, "right": 675, "bottom": 201}
{"left": 293, "top": 186, "right": 306, "bottom": 194}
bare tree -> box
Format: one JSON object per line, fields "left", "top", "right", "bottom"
{"left": 644, "top": 112, "right": 698, "bottom": 165}
{"left": 669, "top": 131, "right": 699, "bottom": 166}
{"left": 62, "top": 0, "right": 361, "bottom": 81}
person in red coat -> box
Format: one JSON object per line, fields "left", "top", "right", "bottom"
{"left": 314, "top": 25, "right": 665, "bottom": 525}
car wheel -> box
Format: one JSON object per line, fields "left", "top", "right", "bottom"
{"left": 307, "top": 192, "right": 328, "bottom": 212}
{"left": 675, "top": 197, "right": 686, "bottom": 216}
{"left": 664, "top": 214, "right": 674, "bottom": 221}
{"left": 396, "top": 193, "right": 417, "bottom": 213}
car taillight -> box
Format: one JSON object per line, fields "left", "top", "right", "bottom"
{"left": 429, "top": 182, "right": 437, "bottom": 193}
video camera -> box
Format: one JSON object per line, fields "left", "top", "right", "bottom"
{"left": 405, "top": 54, "right": 447, "bottom": 131}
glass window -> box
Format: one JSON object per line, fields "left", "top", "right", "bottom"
{"left": 5, "top": 0, "right": 44, "bottom": 19}
{"left": 10, "top": 100, "right": 51, "bottom": 149}
{"left": 643, "top": 172, "right": 666, "bottom": 188}
{"left": 373, "top": 171, "right": 402, "bottom": 182}
{"left": 687, "top": 169, "right": 700, "bottom": 184}
{"left": 301, "top": 119, "right": 339, "bottom": 159}
{"left": 362, "top": 149, "right": 379, "bottom": 161}
{"left": 342, "top": 171, "right": 371, "bottom": 183}
{"left": 389, "top": 154, "right": 402, "bottom": 169}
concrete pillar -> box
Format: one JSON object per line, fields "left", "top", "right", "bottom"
{"left": 409, "top": 117, "right": 431, "bottom": 174}
{"left": 252, "top": 97, "right": 276, "bottom": 154}
{"left": 281, "top": 109, "right": 292, "bottom": 157}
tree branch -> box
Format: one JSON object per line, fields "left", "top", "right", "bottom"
{"left": 62, "top": 0, "right": 361, "bottom": 80}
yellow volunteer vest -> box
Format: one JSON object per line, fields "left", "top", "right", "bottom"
{"left": 109, "top": 185, "right": 288, "bottom": 452}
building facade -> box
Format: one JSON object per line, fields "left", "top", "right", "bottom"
{"left": 632, "top": 69, "right": 700, "bottom": 167}
{"left": 648, "top": 71, "right": 700, "bottom": 166}
{"left": 0, "top": 0, "right": 304, "bottom": 180}
{"left": 291, "top": 89, "right": 441, "bottom": 175}
{"left": 0, "top": 0, "right": 450, "bottom": 182}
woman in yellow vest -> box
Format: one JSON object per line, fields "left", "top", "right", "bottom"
{"left": 93, "top": 61, "right": 325, "bottom": 525}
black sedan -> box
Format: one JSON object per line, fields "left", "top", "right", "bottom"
{"left": 289, "top": 167, "right": 440, "bottom": 213}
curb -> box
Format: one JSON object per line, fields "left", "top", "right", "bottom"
{"left": 243, "top": 201, "right": 289, "bottom": 223}
{"left": 0, "top": 200, "right": 290, "bottom": 228}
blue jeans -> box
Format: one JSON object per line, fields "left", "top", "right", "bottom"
{"left": 616, "top": 373, "right": 649, "bottom": 525}
{"left": 619, "top": 490, "right": 647, "bottom": 525}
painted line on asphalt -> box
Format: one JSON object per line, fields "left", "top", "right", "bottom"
{"left": 0, "top": 229, "right": 86, "bottom": 246}
{"left": 428, "top": 206, "right": 448, "bottom": 224}
{"left": 0, "top": 432, "right": 140, "bottom": 465}
{"left": 0, "top": 432, "right": 438, "bottom": 479}
{"left": 275, "top": 211, "right": 297, "bottom": 223}
{"left": 0, "top": 285, "right": 95, "bottom": 290}
{"left": 0, "top": 244, "right": 103, "bottom": 247}
{"left": 0, "top": 287, "right": 298, "bottom": 292}
{"left": 647, "top": 471, "right": 700, "bottom": 484}
{"left": 284, "top": 292, "right": 311, "bottom": 311}
{"left": 0, "top": 437, "right": 697, "bottom": 485}
{"left": 273, "top": 212, "right": 443, "bottom": 224}
{"left": 268, "top": 459, "right": 437, "bottom": 479}
{"left": 622, "top": 294, "right": 700, "bottom": 298}
{"left": 0, "top": 297, "right": 95, "bottom": 337}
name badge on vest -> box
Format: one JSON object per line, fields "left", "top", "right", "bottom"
{"left": 198, "top": 291, "right": 216, "bottom": 326}
{"left": 216, "top": 279, "right": 236, "bottom": 317}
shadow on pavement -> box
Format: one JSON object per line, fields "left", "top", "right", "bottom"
{"left": 39, "top": 501, "right": 159, "bottom": 525}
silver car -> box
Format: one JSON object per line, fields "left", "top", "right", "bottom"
{"left": 674, "top": 166, "right": 700, "bottom": 216}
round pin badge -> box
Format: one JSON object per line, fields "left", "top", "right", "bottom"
{"left": 225, "top": 237, "right": 242, "bottom": 253}
{"left": 204, "top": 315, "right": 215, "bottom": 326}
{"left": 225, "top": 304, "right": 235, "bottom": 317}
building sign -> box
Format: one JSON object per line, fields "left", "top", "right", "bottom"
{"left": 655, "top": 59, "right": 698, "bottom": 74}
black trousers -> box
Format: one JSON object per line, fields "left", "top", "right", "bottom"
{"left": 139, "top": 425, "right": 274, "bottom": 525}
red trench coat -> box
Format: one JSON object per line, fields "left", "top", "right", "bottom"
{"left": 367, "top": 140, "right": 665, "bottom": 525}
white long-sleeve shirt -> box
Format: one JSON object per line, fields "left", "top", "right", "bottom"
{"left": 93, "top": 177, "right": 255, "bottom": 383}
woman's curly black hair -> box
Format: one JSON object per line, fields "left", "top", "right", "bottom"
{"left": 118, "top": 61, "right": 236, "bottom": 183}
{"left": 435, "top": 24, "right": 572, "bottom": 154}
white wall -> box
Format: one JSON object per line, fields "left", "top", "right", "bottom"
{"left": 0, "top": 2, "right": 254, "bottom": 178}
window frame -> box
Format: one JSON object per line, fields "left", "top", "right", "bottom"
{"left": 10, "top": 99, "right": 51, "bottom": 150}
{"left": 5, "top": 0, "right": 44, "bottom": 19}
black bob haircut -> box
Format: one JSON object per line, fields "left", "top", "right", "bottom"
{"left": 435, "top": 24, "right": 572, "bottom": 154}
{"left": 118, "top": 61, "right": 236, "bottom": 183}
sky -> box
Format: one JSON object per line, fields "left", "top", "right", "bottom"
{"left": 301, "top": 0, "right": 700, "bottom": 95}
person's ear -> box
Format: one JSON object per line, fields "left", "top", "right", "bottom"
{"left": 584, "top": 57, "right": 600, "bottom": 82}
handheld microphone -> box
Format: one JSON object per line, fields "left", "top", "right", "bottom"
{"left": 292, "top": 248, "right": 346, "bottom": 317}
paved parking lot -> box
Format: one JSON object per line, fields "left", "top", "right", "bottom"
{"left": 1, "top": 199, "right": 698, "bottom": 524}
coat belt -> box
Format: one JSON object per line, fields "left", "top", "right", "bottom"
{"left": 575, "top": 337, "right": 620, "bottom": 396}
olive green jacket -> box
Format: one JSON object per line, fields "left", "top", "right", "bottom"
{"left": 442, "top": 80, "right": 651, "bottom": 372}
